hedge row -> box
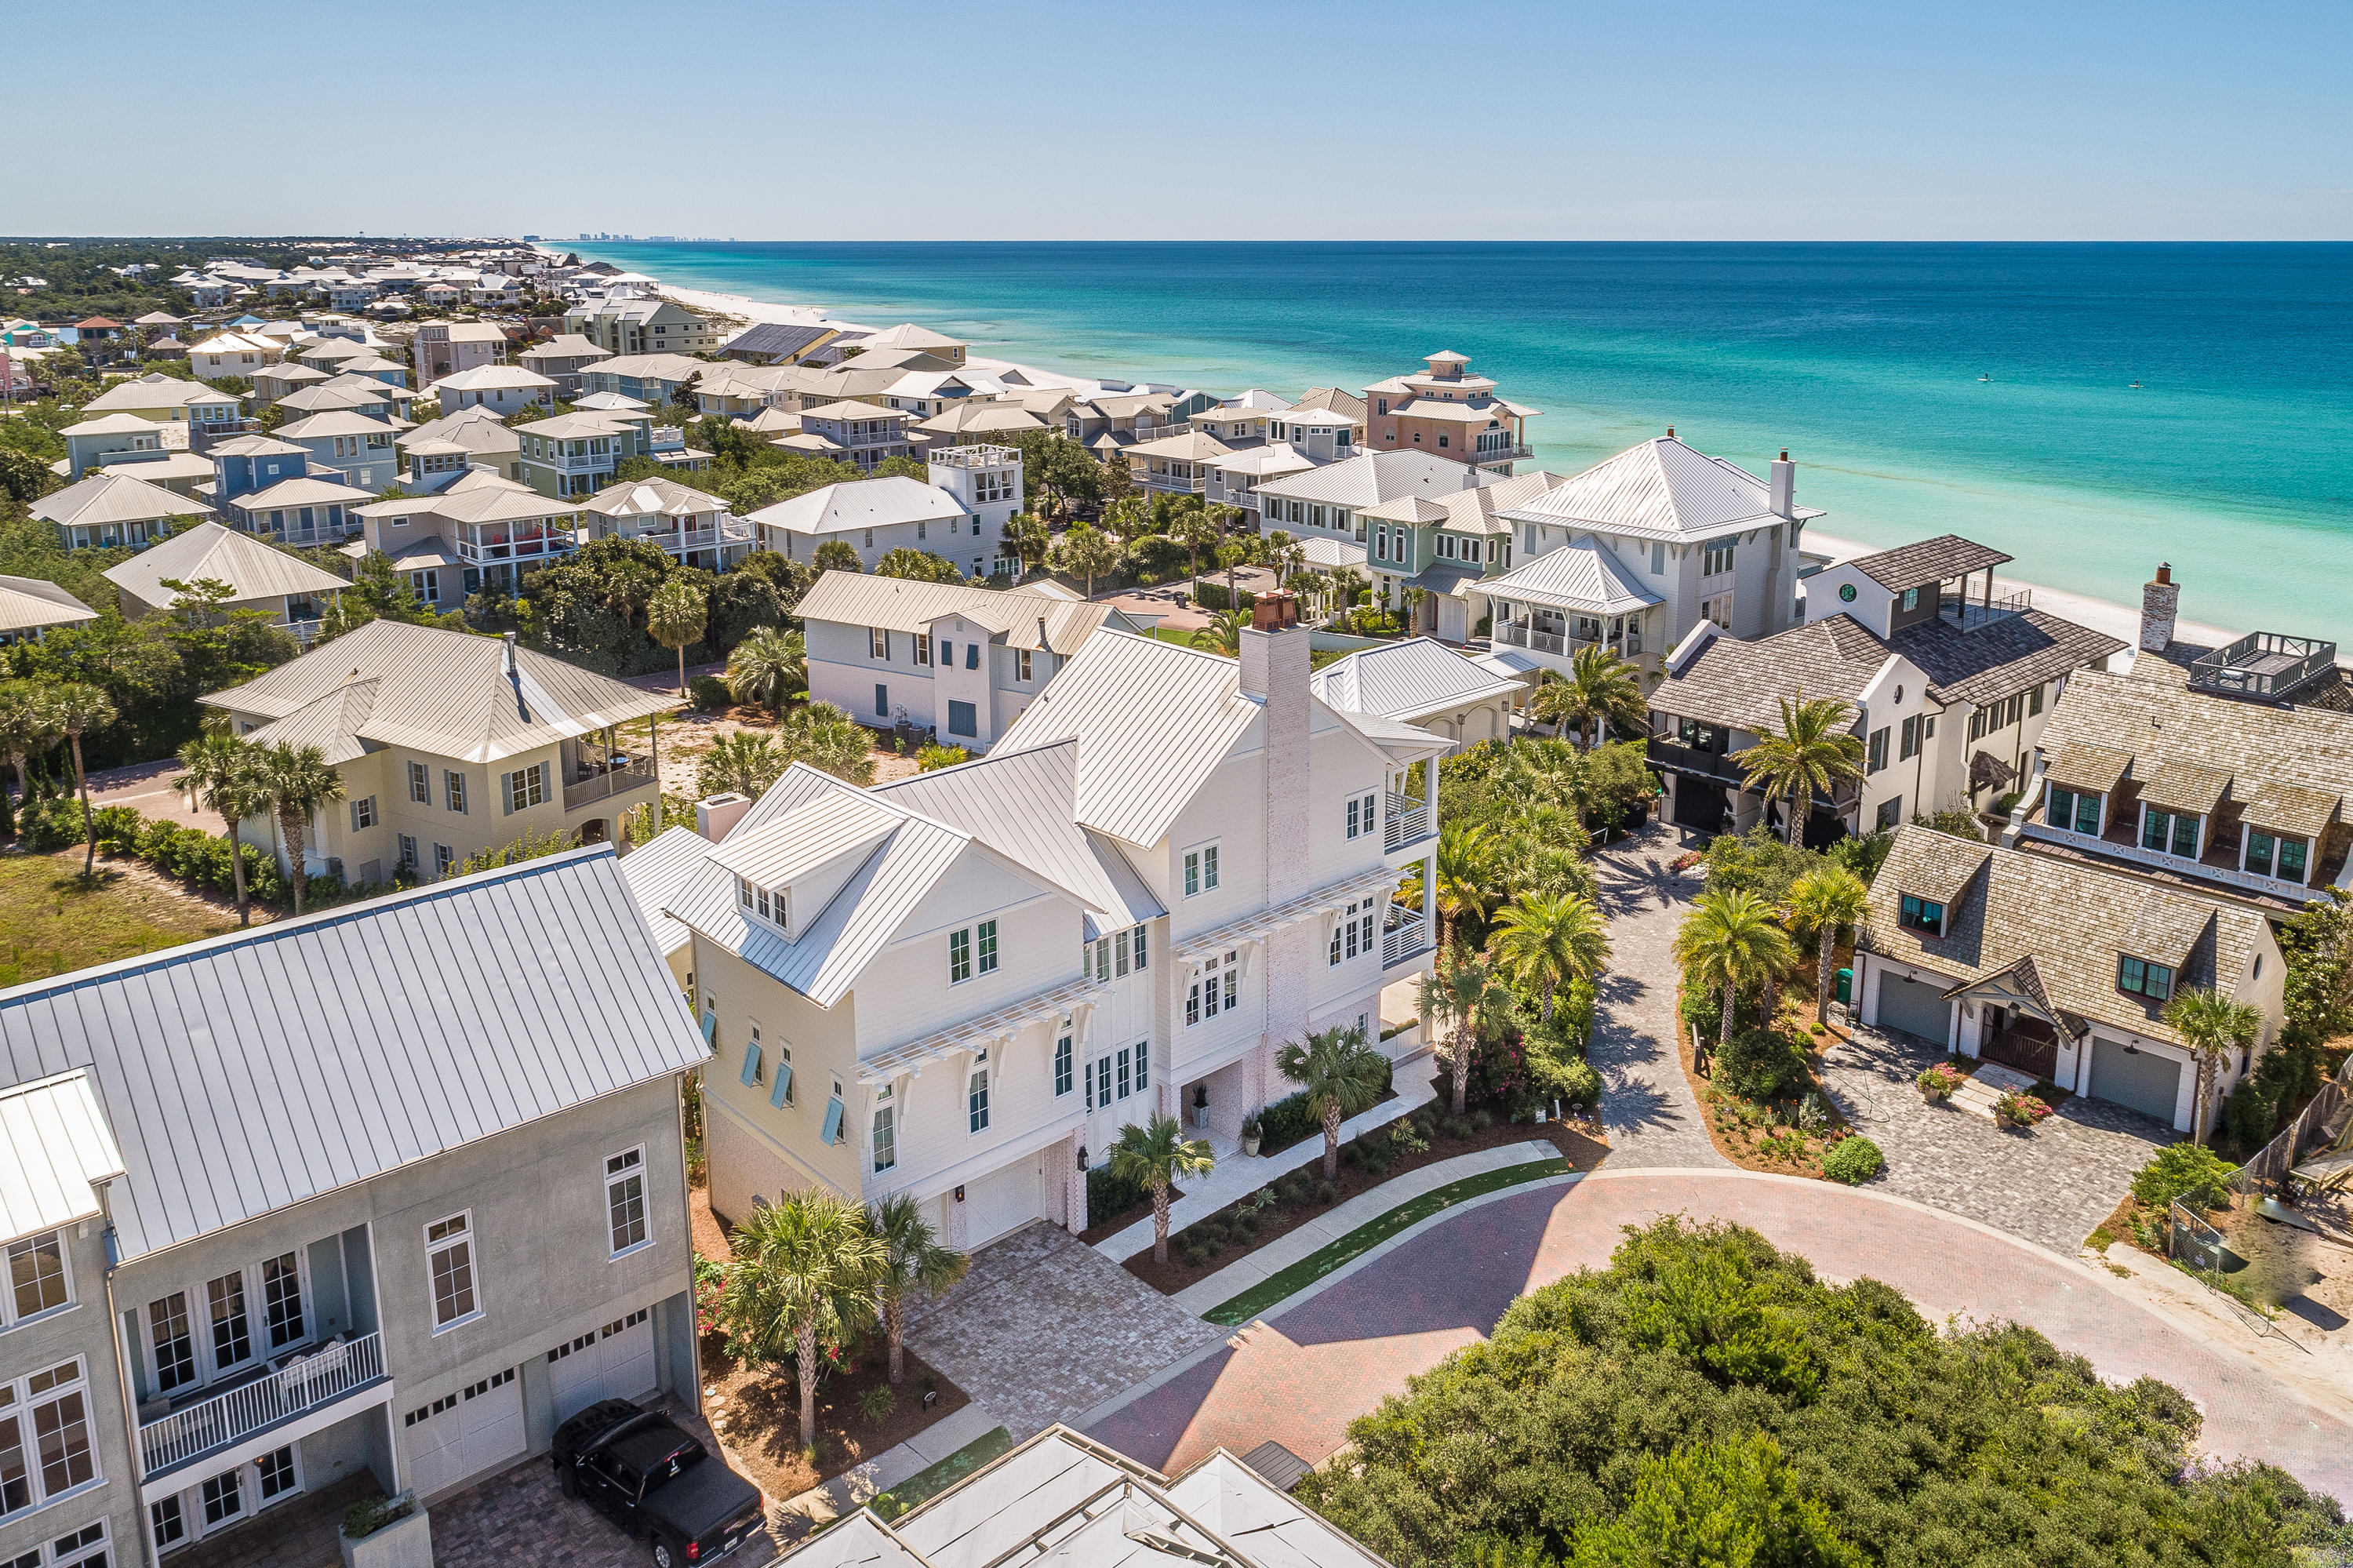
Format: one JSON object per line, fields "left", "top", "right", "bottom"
{"left": 15, "top": 795, "right": 352, "bottom": 911}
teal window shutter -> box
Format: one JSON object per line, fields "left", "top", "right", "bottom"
{"left": 820, "top": 1097, "right": 844, "bottom": 1145}
{"left": 739, "top": 1042, "right": 762, "bottom": 1086}
{"left": 701, "top": 1011, "right": 718, "bottom": 1044}
{"left": 769, "top": 1060, "right": 793, "bottom": 1109}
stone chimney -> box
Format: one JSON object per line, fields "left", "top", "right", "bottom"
{"left": 696, "top": 791, "right": 751, "bottom": 842}
{"left": 1238, "top": 591, "right": 1311, "bottom": 904}
{"left": 2140, "top": 563, "right": 2180, "bottom": 653}
{"left": 1769, "top": 449, "right": 1795, "bottom": 520}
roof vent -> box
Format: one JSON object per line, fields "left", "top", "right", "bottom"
{"left": 501, "top": 629, "right": 518, "bottom": 675}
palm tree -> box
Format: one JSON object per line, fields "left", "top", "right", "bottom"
{"left": 1187, "top": 607, "right": 1249, "bottom": 655}
{"left": 1419, "top": 956, "right": 1514, "bottom": 1114}
{"left": 1733, "top": 694, "right": 1867, "bottom": 846}
{"left": 779, "top": 701, "right": 875, "bottom": 786}
{"left": 1169, "top": 507, "right": 1219, "bottom": 590}
{"left": 0, "top": 680, "right": 55, "bottom": 818}
{"left": 256, "top": 741, "right": 345, "bottom": 915}
{"left": 720, "top": 1190, "right": 888, "bottom": 1449}
{"left": 868, "top": 1194, "right": 969, "bottom": 1384}
{"left": 2161, "top": 988, "right": 2264, "bottom": 1145}
{"left": 1784, "top": 865, "right": 1871, "bottom": 1025}
{"left": 646, "top": 578, "right": 707, "bottom": 697}
{"left": 696, "top": 733, "right": 787, "bottom": 799}
{"left": 1487, "top": 892, "right": 1611, "bottom": 1023}
{"left": 813, "top": 539, "right": 863, "bottom": 574}
{"left": 725, "top": 626, "right": 806, "bottom": 716}
{"left": 176, "top": 734, "right": 268, "bottom": 926}
{"left": 999, "top": 512, "right": 1051, "bottom": 578}
{"left": 1671, "top": 887, "right": 1796, "bottom": 1049}
{"left": 1107, "top": 1115, "right": 1215, "bottom": 1265}
{"left": 1275, "top": 1025, "right": 1391, "bottom": 1179}
{"left": 1050, "top": 523, "right": 1122, "bottom": 598}
{"left": 1431, "top": 820, "right": 1497, "bottom": 956}
{"left": 1530, "top": 645, "right": 1646, "bottom": 750}
{"left": 50, "top": 682, "right": 115, "bottom": 879}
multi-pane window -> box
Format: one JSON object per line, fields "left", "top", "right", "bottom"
{"left": 351, "top": 795, "right": 376, "bottom": 830}
{"left": 1331, "top": 900, "right": 1373, "bottom": 965}
{"left": 152, "top": 1498, "right": 186, "bottom": 1549}
{"left": 914, "top": 633, "right": 932, "bottom": 665}
{"left": 506, "top": 763, "right": 546, "bottom": 813}
{"left": 967, "top": 1055, "right": 991, "bottom": 1133}
{"left": 1702, "top": 542, "right": 1736, "bottom": 576}
{"left": 398, "top": 833, "right": 419, "bottom": 870}
{"left": 2118, "top": 955, "right": 2175, "bottom": 1002}
{"left": 872, "top": 1100, "right": 896, "bottom": 1173}
{"left": 1089, "top": 1056, "right": 1111, "bottom": 1109}
{"left": 0, "top": 1359, "right": 96, "bottom": 1519}
{"left": 606, "top": 1148, "right": 647, "bottom": 1256}
{"left": 1187, "top": 951, "right": 1238, "bottom": 1025}
{"left": 409, "top": 761, "right": 430, "bottom": 802}
{"left": 1115, "top": 1046, "right": 1131, "bottom": 1101}
{"left": 1865, "top": 728, "right": 1889, "bottom": 774}
{"left": 6, "top": 1232, "right": 68, "bottom": 1325}
{"left": 1899, "top": 715, "right": 1922, "bottom": 762}
{"left": 1054, "top": 1035, "right": 1074, "bottom": 1097}
{"left": 207, "top": 1271, "right": 251, "bottom": 1370}
{"left": 1346, "top": 791, "right": 1377, "bottom": 839}
{"left": 1897, "top": 893, "right": 1944, "bottom": 937}
{"left": 2141, "top": 807, "right": 2199, "bottom": 859}
{"left": 435, "top": 843, "right": 455, "bottom": 879}
{"left": 2046, "top": 785, "right": 2102, "bottom": 836}
{"left": 870, "top": 628, "right": 889, "bottom": 659}
{"left": 444, "top": 769, "right": 467, "bottom": 813}
{"left": 2246, "top": 830, "right": 2309, "bottom": 883}
{"left": 976, "top": 919, "right": 998, "bottom": 974}
{"left": 1017, "top": 649, "right": 1034, "bottom": 681}
{"left": 1184, "top": 842, "right": 1220, "bottom": 897}
{"left": 948, "top": 928, "right": 973, "bottom": 984}
{"left": 261, "top": 1253, "right": 304, "bottom": 1348}
{"left": 427, "top": 1213, "right": 478, "bottom": 1329}
{"left": 1134, "top": 1039, "right": 1149, "bottom": 1095}
{"left": 50, "top": 1519, "right": 107, "bottom": 1567}
{"left": 256, "top": 1442, "right": 298, "bottom": 1501}
{"left": 148, "top": 1292, "right": 198, "bottom": 1391}
{"left": 1130, "top": 925, "right": 1148, "bottom": 972}
{"left": 202, "top": 1467, "right": 242, "bottom": 1526}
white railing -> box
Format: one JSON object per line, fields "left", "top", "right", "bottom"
{"left": 1383, "top": 912, "right": 1431, "bottom": 968}
{"left": 1493, "top": 620, "right": 1574, "bottom": 656}
{"left": 564, "top": 758, "right": 657, "bottom": 810}
{"left": 2018, "top": 821, "right": 2320, "bottom": 901}
{"left": 140, "top": 1331, "right": 384, "bottom": 1475}
{"left": 1384, "top": 792, "right": 1430, "bottom": 849}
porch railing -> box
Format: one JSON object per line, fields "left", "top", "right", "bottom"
{"left": 1384, "top": 791, "right": 1431, "bottom": 849}
{"left": 564, "top": 757, "right": 656, "bottom": 811}
{"left": 1383, "top": 911, "right": 1431, "bottom": 968}
{"left": 139, "top": 1330, "right": 384, "bottom": 1476}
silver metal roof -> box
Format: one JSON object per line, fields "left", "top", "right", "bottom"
{"left": 1311, "top": 637, "right": 1526, "bottom": 722}
{"left": 31, "top": 472, "right": 216, "bottom": 530}
{"left": 1478, "top": 540, "right": 1664, "bottom": 616}
{"left": 0, "top": 1069, "right": 125, "bottom": 1246}
{"left": 796, "top": 571, "right": 1124, "bottom": 652}
{"left": 1498, "top": 435, "right": 1824, "bottom": 541}
{"left": 0, "top": 574, "right": 97, "bottom": 637}
{"left": 103, "top": 520, "right": 346, "bottom": 607}
{"left": 617, "top": 825, "right": 709, "bottom": 959}
{"left": 1254, "top": 449, "right": 1492, "bottom": 509}
{"left": 0, "top": 849, "right": 707, "bottom": 1262}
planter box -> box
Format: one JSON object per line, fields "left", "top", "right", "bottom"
{"left": 341, "top": 1504, "right": 432, "bottom": 1568}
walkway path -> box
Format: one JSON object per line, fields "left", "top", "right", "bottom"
{"left": 1585, "top": 825, "right": 1726, "bottom": 1168}
{"left": 1082, "top": 1169, "right": 2353, "bottom": 1502}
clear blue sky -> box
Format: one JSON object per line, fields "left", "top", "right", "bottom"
{"left": 10, "top": 0, "right": 2349, "bottom": 240}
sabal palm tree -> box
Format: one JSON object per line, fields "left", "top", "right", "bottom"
{"left": 646, "top": 578, "right": 707, "bottom": 697}
{"left": 1733, "top": 693, "right": 1867, "bottom": 846}
{"left": 1671, "top": 887, "right": 1795, "bottom": 1048}
{"left": 726, "top": 626, "right": 805, "bottom": 716}
{"left": 695, "top": 733, "right": 787, "bottom": 799}
{"left": 1187, "top": 607, "right": 1249, "bottom": 655}
{"left": 779, "top": 700, "right": 875, "bottom": 786}
{"left": 51, "top": 682, "right": 115, "bottom": 879}
{"left": 1169, "top": 507, "right": 1218, "bottom": 589}
{"left": 1431, "top": 820, "right": 1497, "bottom": 956}
{"left": 1107, "top": 1115, "right": 1215, "bottom": 1265}
{"left": 2161, "top": 988, "right": 2264, "bottom": 1145}
{"left": 1419, "top": 956, "right": 1514, "bottom": 1114}
{"left": 1488, "top": 892, "right": 1611, "bottom": 1023}
{"left": 1275, "top": 1025, "right": 1390, "bottom": 1179}
{"left": 176, "top": 734, "right": 269, "bottom": 926}
{"left": 257, "top": 741, "right": 344, "bottom": 915}
{"left": 868, "top": 1194, "right": 969, "bottom": 1384}
{"left": 1051, "top": 523, "right": 1122, "bottom": 598}
{"left": 721, "top": 1190, "right": 888, "bottom": 1448}
{"left": 1784, "top": 865, "right": 1871, "bottom": 1025}
{"left": 0, "top": 679, "right": 55, "bottom": 817}
{"left": 1531, "top": 645, "right": 1646, "bottom": 750}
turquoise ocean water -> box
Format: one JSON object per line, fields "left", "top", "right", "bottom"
{"left": 566, "top": 242, "right": 2353, "bottom": 639}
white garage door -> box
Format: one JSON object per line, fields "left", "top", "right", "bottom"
{"left": 406, "top": 1366, "right": 524, "bottom": 1497}
{"left": 965, "top": 1156, "right": 1043, "bottom": 1249}
{"left": 547, "top": 1308, "right": 658, "bottom": 1424}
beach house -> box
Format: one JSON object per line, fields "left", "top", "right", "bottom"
{"left": 429, "top": 363, "right": 558, "bottom": 418}
{"left": 565, "top": 297, "right": 718, "bottom": 358}
{"left": 411, "top": 321, "right": 510, "bottom": 388}
{"left": 0, "top": 574, "right": 98, "bottom": 646}
{"left": 31, "top": 471, "right": 216, "bottom": 551}
{"left": 667, "top": 598, "right": 1446, "bottom": 1252}
{"left": 795, "top": 401, "right": 915, "bottom": 471}
{"left": 0, "top": 849, "right": 705, "bottom": 1568}
{"left": 1362, "top": 351, "right": 1538, "bottom": 475}
{"left": 578, "top": 475, "right": 751, "bottom": 571}
{"left": 270, "top": 410, "right": 404, "bottom": 492}
{"left": 1311, "top": 636, "right": 1530, "bottom": 755}
{"left": 398, "top": 406, "right": 525, "bottom": 489}
{"left": 102, "top": 520, "right": 348, "bottom": 641}
{"left": 515, "top": 332, "right": 612, "bottom": 396}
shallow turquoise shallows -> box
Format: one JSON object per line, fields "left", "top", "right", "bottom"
{"left": 569, "top": 241, "right": 2353, "bottom": 641}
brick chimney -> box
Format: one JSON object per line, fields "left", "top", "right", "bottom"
{"left": 1769, "top": 449, "right": 1795, "bottom": 520}
{"left": 2139, "top": 563, "right": 2180, "bottom": 653}
{"left": 1239, "top": 591, "right": 1311, "bottom": 903}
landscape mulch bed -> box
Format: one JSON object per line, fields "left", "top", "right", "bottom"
{"left": 1122, "top": 1090, "right": 1608, "bottom": 1295}
{"left": 1678, "top": 993, "right": 1857, "bottom": 1182}
{"left": 1078, "top": 1184, "right": 1190, "bottom": 1246}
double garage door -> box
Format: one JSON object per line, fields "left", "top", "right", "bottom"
{"left": 1875, "top": 971, "right": 1953, "bottom": 1046}
{"left": 2090, "top": 1038, "right": 2184, "bottom": 1126}
{"left": 548, "top": 1306, "right": 658, "bottom": 1424}
{"left": 406, "top": 1366, "right": 526, "bottom": 1499}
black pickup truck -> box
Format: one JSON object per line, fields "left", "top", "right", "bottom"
{"left": 552, "top": 1399, "right": 766, "bottom": 1566}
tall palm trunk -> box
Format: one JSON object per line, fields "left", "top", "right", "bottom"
{"left": 796, "top": 1322, "right": 820, "bottom": 1449}
{"left": 1151, "top": 1178, "right": 1173, "bottom": 1264}
{"left": 71, "top": 734, "right": 93, "bottom": 878}
{"left": 885, "top": 1297, "right": 905, "bottom": 1384}
{"left": 1540, "top": 976, "right": 1557, "bottom": 1024}
{"left": 281, "top": 809, "right": 309, "bottom": 915}
{"left": 1720, "top": 978, "right": 1738, "bottom": 1048}
{"left": 2191, "top": 1053, "right": 2217, "bottom": 1144}
{"left": 224, "top": 813, "right": 250, "bottom": 926}
{"left": 1322, "top": 1100, "right": 1344, "bottom": 1180}
{"left": 1815, "top": 933, "right": 1835, "bottom": 1024}
{"left": 1451, "top": 1021, "right": 1473, "bottom": 1114}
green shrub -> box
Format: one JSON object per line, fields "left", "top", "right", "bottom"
{"left": 1678, "top": 984, "right": 1724, "bottom": 1044}
{"left": 1086, "top": 1163, "right": 1157, "bottom": 1221}
{"left": 2131, "top": 1144, "right": 2238, "bottom": 1212}
{"left": 1821, "top": 1136, "right": 1884, "bottom": 1185}
{"left": 1314, "top": 1179, "right": 1338, "bottom": 1204}
{"left": 1255, "top": 1090, "right": 1319, "bottom": 1155}
{"left": 858, "top": 1384, "right": 896, "bottom": 1422}
{"left": 1547, "top": 1057, "right": 1603, "bottom": 1111}
{"left": 1440, "top": 1115, "right": 1475, "bottom": 1142}
{"left": 689, "top": 674, "right": 733, "bottom": 711}
{"left": 1718, "top": 1027, "right": 1809, "bottom": 1102}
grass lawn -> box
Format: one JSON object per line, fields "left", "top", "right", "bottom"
{"left": 867, "top": 1428, "right": 1016, "bottom": 1521}
{"left": 0, "top": 849, "right": 238, "bottom": 988}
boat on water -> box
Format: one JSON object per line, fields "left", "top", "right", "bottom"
{"left": 2129, "top": 380, "right": 2143, "bottom": 388}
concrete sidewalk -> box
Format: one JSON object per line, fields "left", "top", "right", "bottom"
{"left": 1091, "top": 1048, "right": 1439, "bottom": 1261}
{"left": 1169, "top": 1139, "right": 1561, "bottom": 1314}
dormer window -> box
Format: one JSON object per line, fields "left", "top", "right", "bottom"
{"left": 2046, "top": 784, "right": 2102, "bottom": 836}
{"left": 1898, "top": 893, "right": 1945, "bottom": 937}
{"left": 737, "top": 876, "right": 787, "bottom": 933}
{"left": 2140, "top": 807, "right": 2199, "bottom": 860}
{"left": 2118, "top": 955, "right": 2174, "bottom": 1002}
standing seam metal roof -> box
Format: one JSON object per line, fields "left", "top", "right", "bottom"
{"left": 0, "top": 1070, "right": 125, "bottom": 1246}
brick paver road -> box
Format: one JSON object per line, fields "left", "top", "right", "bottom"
{"left": 1587, "top": 827, "right": 1728, "bottom": 1168}
{"left": 1084, "top": 1170, "right": 2353, "bottom": 1503}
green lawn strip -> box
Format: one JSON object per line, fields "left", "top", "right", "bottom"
{"left": 866, "top": 1427, "right": 1014, "bottom": 1522}
{"left": 1202, "top": 1159, "right": 1573, "bottom": 1327}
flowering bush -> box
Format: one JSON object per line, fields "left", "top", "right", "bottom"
{"left": 1995, "top": 1090, "right": 2054, "bottom": 1129}
{"left": 1917, "top": 1061, "right": 1964, "bottom": 1101}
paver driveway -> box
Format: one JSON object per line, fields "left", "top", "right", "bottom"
{"left": 1587, "top": 826, "right": 1728, "bottom": 1168}
{"left": 1084, "top": 1169, "right": 2353, "bottom": 1503}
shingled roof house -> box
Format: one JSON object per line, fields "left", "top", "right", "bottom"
{"left": 1857, "top": 825, "right": 2282, "bottom": 1131}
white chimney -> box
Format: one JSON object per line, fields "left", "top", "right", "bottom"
{"left": 1238, "top": 594, "right": 1311, "bottom": 903}
{"left": 2140, "top": 563, "right": 2180, "bottom": 653}
{"left": 501, "top": 629, "right": 518, "bottom": 675}
{"left": 1769, "top": 449, "right": 1795, "bottom": 521}
{"left": 696, "top": 791, "right": 751, "bottom": 842}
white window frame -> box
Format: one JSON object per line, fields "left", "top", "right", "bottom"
{"left": 870, "top": 626, "right": 889, "bottom": 659}
{"left": 443, "top": 769, "right": 467, "bottom": 813}
{"left": 2, "top": 1228, "right": 74, "bottom": 1330}
{"left": 0, "top": 1355, "right": 101, "bottom": 1523}
{"left": 407, "top": 760, "right": 430, "bottom": 803}
{"left": 966, "top": 1050, "right": 991, "bottom": 1134}
{"left": 504, "top": 762, "right": 546, "bottom": 813}
{"left": 351, "top": 795, "right": 376, "bottom": 831}
{"left": 604, "top": 1147, "right": 649, "bottom": 1260}
{"left": 424, "top": 1211, "right": 482, "bottom": 1333}
{"left": 1182, "top": 839, "right": 1220, "bottom": 898}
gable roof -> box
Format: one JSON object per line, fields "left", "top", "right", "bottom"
{"left": 747, "top": 476, "right": 967, "bottom": 537}
{"left": 104, "top": 520, "right": 345, "bottom": 607}
{"left": 30, "top": 471, "right": 214, "bottom": 529}
{"left": 1498, "top": 435, "right": 1822, "bottom": 540}
{"left": 1478, "top": 540, "right": 1662, "bottom": 615}
{"left": 1311, "top": 637, "right": 1526, "bottom": 722}
{"left": 0, "top": 848, "right": 704, "bottom": 1262}
{"left": 0, "top": 1070, "right": 125, "bottom": 1246}
{"left": 0, "top": 576, "right": 96, "bottom": 637}
{"left": 795, "top": 572, "right": 1123, "bottom": 651}
{"left": 206, "top": 619, "right": 678, "bottom": 763}
{"left": 616, "top": 825, "right": 707, "bottom": 959}
{"left": 1255, "top": 449, "right": 1491, "bottom": 509}
{"left": 1852, "top": 534, "right": 2014, "bottom": 593}
{"left": 1653, "top": 616, "right": 1891, "bottom": 732}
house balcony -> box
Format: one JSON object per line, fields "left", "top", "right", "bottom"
{"left": 1646, "top": 738, "right": 1751, "bottom": 792}
{"left": 1382, "top": 911, "right": 1432, "bottom": 970}
{"left": 1493, "top": 620, "right": 1587, "bottom": 658}
{"left": 2019, "top": 817, "right": 2344, "bottom": 902}
{"left": 1137, "top": 471, "right": 1206, "bottom": 494}
{"left": 564, "top": 755, "right": 657, "bottom": 811}
{"left": 456, "top": 531, "right": 578, "bottom": 564}
{"left": 649, "top": 426, "right": 686, "bottom": 453}
{"left": 1475, "top": 442, "right": 1535, "bottom": 461}
{"left": 187, "top": 420, "right": 262, "bottom": 454}
{"left": 1940, "top": 587, "right": 2031, "bottom": 631}
{"left": 138, "top": 1330, "right": 386, "bottom": 1481}
{"left": 2187, "top": 631, "right": 2338, "bottom": 703}
{"left": 1384, "top": 791, "right": 1432, "bottom": 853}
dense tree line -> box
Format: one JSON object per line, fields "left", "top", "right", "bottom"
{"left": 476, "top": 537, "right": 814, "bottom": 677}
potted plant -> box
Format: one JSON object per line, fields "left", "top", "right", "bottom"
{"left": 1239, "top": 1114, "right": 1262, "bottom": 1158}
{"left": 1916, "top": 1060, "right": 1963, "bottom": 1101}
{"left": 1995, "top": 1090, "right": 2053, "bottom": 1130}
{"left": 340, "top": 1492, "right": 431, "bottom": 1568}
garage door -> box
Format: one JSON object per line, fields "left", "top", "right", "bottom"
{"left": 406, "top": 1366, "right": 524, "bottom": 1497}
{"left": 2090, "top": 1038, "right": 2183, "bottom": 1126}
{"left": 547, "top": 1308, "right": 657, "bottom": 1424}
{"left": 1875, "top": 971, "right": 1952, "bottom": 1045}
{"left": 964, "top": 1156, "right": 1043, "bottom": 1250}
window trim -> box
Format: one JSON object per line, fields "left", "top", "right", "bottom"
{"left": 2, "top": 1228, "right": 74, "bottom": 1332}
{"left": 0, "top": 1354, "right": 100, "bottom": 1523}
{"left": 424, "top": 1210, "right": 482, "bottom": 1333}
{"left": 604, "top": 1146, "right": 650, "bottom": 1260}
{"left": 1182, "top": 839, "right": 1221, "bottom": 898}
{"left": 1897, "top": 893, "right": 1944, "bottom": 937}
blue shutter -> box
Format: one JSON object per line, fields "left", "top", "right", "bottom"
{"left": 769, "top": 1060, "right": 793, "bottom": 1108}
{"left": 739, "top": 1042, "right": 762, "bottom": 1086}
{"left": 820, "top": 1097, "right": 844, "bottom": 1145}
{"left": 700, "top": 1011, "right": 718, "bottom": 1044}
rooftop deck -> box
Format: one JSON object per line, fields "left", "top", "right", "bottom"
{"left": 2188, "top": 631, "right": 2338, "bottom": 702}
